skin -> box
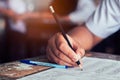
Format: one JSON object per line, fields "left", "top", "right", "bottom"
{"left": 0, "top": 7, "right": 32, "bottom": 22}
{"left": 46, "top": 25, "right": 103, "bottom": 66}
{"left": 0, "top": 0, "right": 46, "bottom": 22}
{"left": 0, "top": 7, "right": 45, "bottom": 22}
{"left": 0, "top": 7, "right": 18, "bottom": 22}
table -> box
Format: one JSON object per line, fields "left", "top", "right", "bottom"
{"left": 0, "top": 52, "right": 120, "bottom": 80}
{"left": 86, "top": 52, "right": 120, "bottom": 60}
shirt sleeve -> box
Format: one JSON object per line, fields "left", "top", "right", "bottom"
{"left": 86, "top": 0, "right": 120, "bottom": 38}
{"left": 69, "top": 0, "right": 96, "bottom": 24}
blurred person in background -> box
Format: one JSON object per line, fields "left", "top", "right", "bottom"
{"left": 0, "top": 0, "right": 27, "bottom": 62}
{"left": 0, "top": 0, "right": 53, "bottom": 62}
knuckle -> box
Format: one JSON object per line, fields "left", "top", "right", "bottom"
{"left": 57, "top": 60, "right": 63, "bottom": 65}
{"left": 68, "top": 53, "right": 75, "bottom": 60}
{"left": 54, "top": 50, "right": 65, "bottom": 63}
{"left": 59, "top": 54, "right": 64, "bottom": 59}
{"left": 67, "top": 52, "right": 72, "bottom": 57}
{"left": 55, "top": 33, "right": 61, "bottom": 40}
{"left": 81, "top": 48, "right": 85, "bottom": 56}
{"left": 56, "top": 33, "right": 63, "bottom": 41}
{"left": 54, "top": 50, "right": 61, "bottom": 57}
{"left": 59, "top": 43, "right": 65, "bottom": 51}
{"left": 56, "top": 32, "right": 61, "bottom": 36}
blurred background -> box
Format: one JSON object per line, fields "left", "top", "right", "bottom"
{"left": 0, "top": 0, "right": 119, "bottom": 63}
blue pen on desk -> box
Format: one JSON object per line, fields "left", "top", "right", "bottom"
{"left": 20, "top": 60, "right": 73, "bottom": 69}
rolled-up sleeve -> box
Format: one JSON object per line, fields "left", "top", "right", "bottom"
{"left": 86, "top": 0, "right": 120, "bottom": 38}
{"left": 69, "top": 0, "right": 96, "bottom": 24}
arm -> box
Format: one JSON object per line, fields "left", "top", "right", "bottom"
{"left": 68, "top": 0, "right": 96, "bottom": 25}
{"left": 17, "top": 12, "right": 55, "bottom": 23}
{"left": 46, "top": 24, "right": 102, "bottom": 66}
{"left": 68, "top": 25, "right": 103, "bottom": 50}
{"left": 46, "top": 0, "right": 120, "bottom": 66}
{"left": 18, "top": 12, "right": 41, "bottom": 20}
{"left": 0, "top": 8, "right": 18, "bottom": 22}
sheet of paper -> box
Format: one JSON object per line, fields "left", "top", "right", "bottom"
{"left": 17, "top": 57, "right": 120, "bottom": 80}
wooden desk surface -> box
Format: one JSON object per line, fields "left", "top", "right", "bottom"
{"left": 0, "top": 52, "right": 120, "bottom": 80}
{"left": 0, "top": 56, "right": 51, "bottom": 80}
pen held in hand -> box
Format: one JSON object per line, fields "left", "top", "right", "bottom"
{"left": 49, "top": 5, "right": 83, "bottom": 70}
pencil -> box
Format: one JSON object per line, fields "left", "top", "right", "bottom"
{"left": 49, "top": 5, "right": 83, "bottom": 70}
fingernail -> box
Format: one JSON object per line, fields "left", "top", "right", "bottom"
{"left": 72, "top": 55, "right": 78, "bottom": 61}
{"left": 77, "top": 54, "right": 81, "bottom": 59}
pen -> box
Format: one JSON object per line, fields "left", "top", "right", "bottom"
{"left": 20, "top": 60, "right": 73, "bottom": 69}
{"left": 49, "top": 5, "right": 83, "bottom": 70}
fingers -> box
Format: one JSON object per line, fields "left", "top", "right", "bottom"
{"left": 67, "top": 34, "right": 85, "bottom": 58}
{"left": 47, "top": 46, "right": 75, "bottom": 65}
{"left": 46, "top": 32, "right": 85, "bottom": 67}
{"left": 46, "top": 47, "right": 73, "bottom": 66}
{"left": 55, "top": 33, "right": 81, "bottom": 62}
{"left": 46, "top": 34, "right": 76, "bottom": 66}
{"left": 76, "top": 48, "right": 85, "bottom": 59}
{"left": 52, "top": 48, "right": 76, "bottom": 65}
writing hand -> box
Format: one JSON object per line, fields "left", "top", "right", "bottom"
{"left": 46, "top": 32, "right": 85, "bottom": 66}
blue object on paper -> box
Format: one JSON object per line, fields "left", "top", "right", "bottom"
{"left": 20, "top": 60, "right": 73, "bottom": 69}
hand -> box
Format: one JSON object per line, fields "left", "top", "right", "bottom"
{"left": 46, "top": 32, "right": 85, "bottom": 66}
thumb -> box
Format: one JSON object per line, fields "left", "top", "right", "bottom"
{"left": 76, "top": 48, "right": 85, "bottom": 59}
{"left": 66, "top": 34, "right": 85, "bottom": 58}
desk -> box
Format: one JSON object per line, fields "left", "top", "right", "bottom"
{"left": 0, "top": 52, "right": 120, "bottom": 80}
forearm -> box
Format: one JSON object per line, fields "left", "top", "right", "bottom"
{"left": 19, "top": 12, "right": 41, "bottom": 20}
{"left": 0, "top": 8, "right": 18, "bottom": 22}
{"left": 68, "top": 25, "right": 103, "bottom": 50}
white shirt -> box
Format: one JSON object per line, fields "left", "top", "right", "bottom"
{"left": 69, "top": 0, "right": 96, "bottom": 24}
{"left": 9, "top": 0, "right": 27, "bottom": 33}
{"left": 0, "top": 0, "right": 27, "bottom": 33}
{"left": 9, "top": 0, "right": 27, "bottom": 14}
{"left": 86, "top": 0, "right": 120, "bottom": 38}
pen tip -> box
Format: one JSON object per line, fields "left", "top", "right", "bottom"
{"left": 81, "top": 69, "right": 83, "bottom": 71}
{"left": 78, "top": 65, "right": 83, "bottom": 71}
{"left": 76, "top": 60, "right": 83, "bottom": 70}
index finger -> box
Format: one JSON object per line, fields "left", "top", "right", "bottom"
{"left": 55, "top": 33, "right": 79, "bottom": 62}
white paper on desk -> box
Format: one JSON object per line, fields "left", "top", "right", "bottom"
{"left": 17, "top": 57, "right": 120, "bottom": 80}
